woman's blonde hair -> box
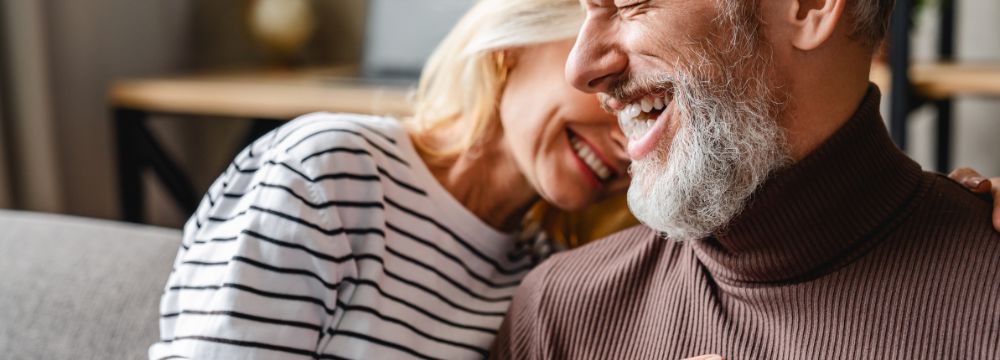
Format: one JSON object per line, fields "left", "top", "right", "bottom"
{"left": 406, "top": 0, "right": 639, "bottom": 247}
{"left": 407, "top": 0, "right": 582, "bottom": 158}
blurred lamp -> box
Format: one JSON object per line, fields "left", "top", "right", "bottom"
{"left": 245, "top": 0, "right": 316, "bottom": 66}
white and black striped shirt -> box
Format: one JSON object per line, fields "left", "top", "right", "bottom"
{"left": 150, "top": 113, "right": 534, "bottom": 359}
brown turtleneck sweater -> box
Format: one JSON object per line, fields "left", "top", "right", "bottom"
{"left": 491, "top": 88, "right": 1000, "bottom": 359}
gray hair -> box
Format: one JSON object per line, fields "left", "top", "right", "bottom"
{"left": 850, "top": 0, "right": 896, "bottom": 48}
{"left": 719, "top": 0, "right": 895, "bottom": 49}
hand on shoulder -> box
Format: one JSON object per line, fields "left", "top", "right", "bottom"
{"left": 948, "top": 167, "right": 1000, "bottom": 231}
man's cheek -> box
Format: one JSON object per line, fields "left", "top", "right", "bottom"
{"left": 621, "top": 23, "right": 650, "bottom": 52}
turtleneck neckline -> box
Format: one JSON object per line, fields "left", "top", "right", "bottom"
{"left": 691, "top": 86, "right": 928, "bottom": 285}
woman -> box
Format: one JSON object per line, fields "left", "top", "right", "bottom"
{"left": 151, "top": 0, "right": 1000, "bottom": 358}
{"left": 151, "top": 1, "right": 629, "bottom": 359}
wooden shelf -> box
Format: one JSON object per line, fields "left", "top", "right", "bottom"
{"left": 909, "top": 62, "right": 1000, "bottom": 99}
{"left": 118, "top": 62, "right": 999, "bottom": 120}
{"left": 870, "top": 62, "right": 1000, "bottom": 101}
{"left": 109, "top": 66, "right": 414, "bottom": 120}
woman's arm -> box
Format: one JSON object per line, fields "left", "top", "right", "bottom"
{"left": 150, "top": 143, "right": 351, "bottom": 360}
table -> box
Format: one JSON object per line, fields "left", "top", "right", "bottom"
{"left": 110, "top": 67, "right": 412, "bottom": 223}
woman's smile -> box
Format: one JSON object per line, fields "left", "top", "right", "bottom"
{"left": 567, "top": 129, "right": 617, "bottom": 188}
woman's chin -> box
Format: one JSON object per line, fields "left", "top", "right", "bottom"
{"left": 542, "top": 188, "right": 595, "bottom": 212}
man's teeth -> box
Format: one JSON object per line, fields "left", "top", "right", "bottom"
{"left": 570, "top": 135, "right": 612, "bottom": 181}
{"left": 617, "top": 93, "right": 671, "bottom": 140}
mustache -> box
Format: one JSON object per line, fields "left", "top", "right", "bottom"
{"left": 606, "top": 72, "right": 677, "bottom": 104}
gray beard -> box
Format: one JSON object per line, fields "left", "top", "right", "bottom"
{"left": 626, "top": 62, "right": 790, "bottom": 242}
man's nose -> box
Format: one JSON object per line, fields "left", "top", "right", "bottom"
{"left": 566, "top": 19, "right": 627, "bottom": 94}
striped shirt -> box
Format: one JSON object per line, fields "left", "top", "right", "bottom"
{"left": 150, "top": 113, "right": 534, "bottom": 360}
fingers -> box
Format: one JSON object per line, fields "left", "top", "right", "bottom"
{"left": 949, "top": 167, "right": 991, "bottom": 193}
{"left": 949, "top": 166, "right": 982, "bottom": 180}
{"left": 952, "top": 171, "right": 1000, "bottom": 232}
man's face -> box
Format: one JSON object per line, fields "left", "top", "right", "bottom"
{"left": 567, "top": 0, "right": 790, "bottom": 241}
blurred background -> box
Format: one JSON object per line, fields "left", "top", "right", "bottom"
{"left": 0, "top": 0, "right": 997, "bottom": 229}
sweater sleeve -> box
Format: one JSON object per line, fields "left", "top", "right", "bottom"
{"left": 490, "top": 257, "right": 556, "bottom": 360}
{"left": 150, "top": 137, "right": 355, "bottom": 360}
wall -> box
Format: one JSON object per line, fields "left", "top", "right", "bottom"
{"left": 43, "top": 0, "right": 194, "bottom": 225}
{"left": 34, "top": 0, "right": 365, "bottom": 227}
{"left": 0, "top": 3, "right": 12, "bottom": 208}
{"left": 0, "top": 0, "right": 63, "bottom": 212}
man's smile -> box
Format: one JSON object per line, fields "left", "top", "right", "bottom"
{"left": 604, "top": 86, "right": 676, "bottom": 160}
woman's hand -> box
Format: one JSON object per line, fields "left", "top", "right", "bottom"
{"left": 949, "top": 167, "right": 1000, "bottom": 232}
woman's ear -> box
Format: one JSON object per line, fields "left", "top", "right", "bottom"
{"left": 786, "top": 0, "right": 847, "bottom": 51}
{"left": 495, "top": 50, "right": 517, "bottom": 86}
{"left": 496, "top": 49, "right": 519, "bottom": 73}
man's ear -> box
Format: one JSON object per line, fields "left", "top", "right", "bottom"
{"left": 787, "top": 0, "right": 847, "bottom": 51}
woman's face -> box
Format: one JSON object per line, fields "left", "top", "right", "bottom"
{"left": 499, "top": 38, "right": 631, "bottom": 211}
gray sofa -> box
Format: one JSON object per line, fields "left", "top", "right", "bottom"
{"left": 0, "top": 210, "right": 181, "bottom": 359}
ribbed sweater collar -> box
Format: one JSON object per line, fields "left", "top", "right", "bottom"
{"left": 691, "top": 86, "right": 926, "bottom": 285}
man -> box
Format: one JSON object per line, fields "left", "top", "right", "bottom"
{"left": 492, "top": 0, "right": 1000, "bottom": 358}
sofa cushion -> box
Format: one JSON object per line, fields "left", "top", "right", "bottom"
{"left": 0, "top": 210, "right": 181, "bottom": 359}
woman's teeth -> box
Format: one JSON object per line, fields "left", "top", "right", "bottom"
{"left": 618, "top": 93, "right": 671, "bottom": 140}
{"left": 569, "top": 134, "right": 613, "bottom": 182}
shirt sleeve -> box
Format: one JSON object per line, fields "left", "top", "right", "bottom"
{"left": 150, "top": 140, "right": 355, "bottom": 360}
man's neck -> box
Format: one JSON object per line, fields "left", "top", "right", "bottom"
{"left": 779, "top": 55, "right": 874, "bottom": 161}
{"left": 694, "top": 87, "right": 926, "bottom": 285}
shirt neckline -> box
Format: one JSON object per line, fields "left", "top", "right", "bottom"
{"left": 384, "top": 119, "right": 521, "bottom": 260}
